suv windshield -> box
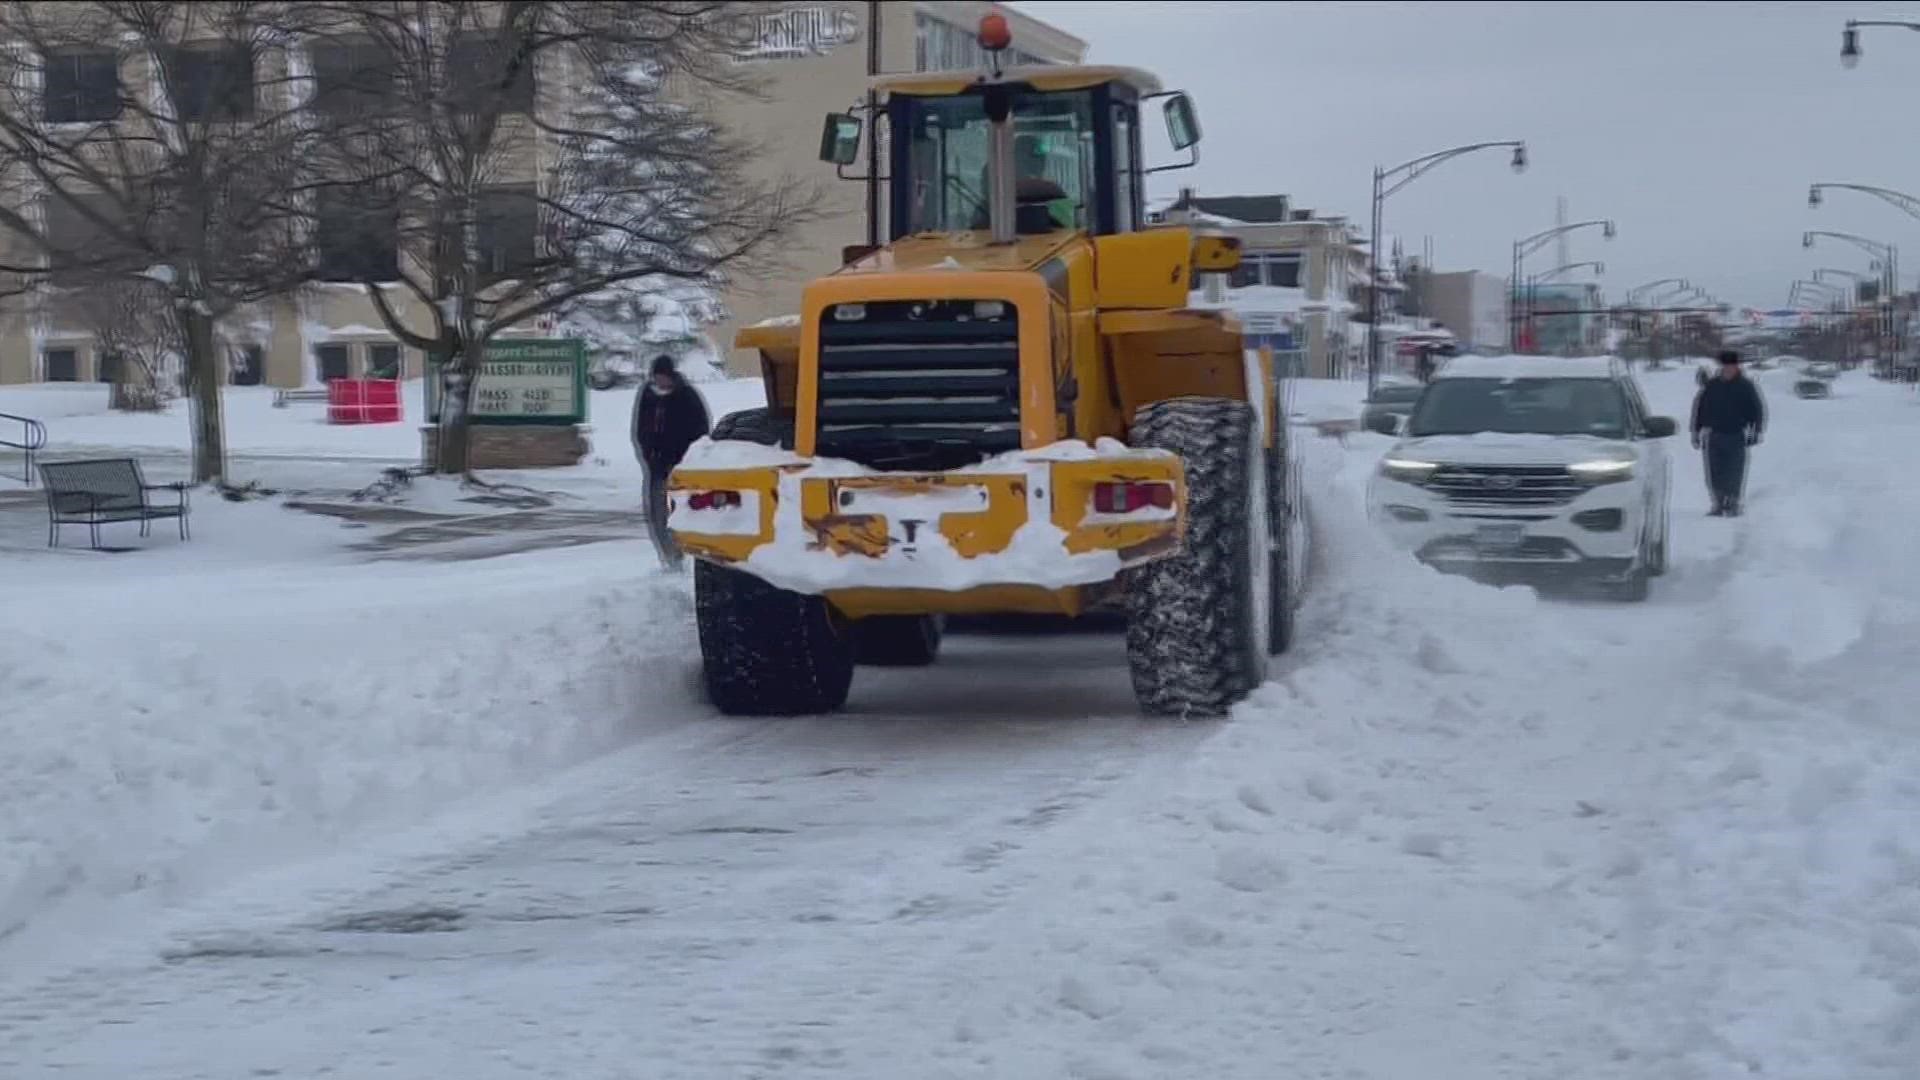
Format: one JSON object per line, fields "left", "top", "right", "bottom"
{"left": 903, "top": 90, "right": 1096, "bottom": 233}
{"left": 1407, "top": 377, "right": 1629, "bottom": 439}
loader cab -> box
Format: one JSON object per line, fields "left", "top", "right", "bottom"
{"left": 820, "top": 60, "right": 1200, "bottom": 244}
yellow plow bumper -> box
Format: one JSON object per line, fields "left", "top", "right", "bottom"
{"left": 666, "top": 443, "right": 1185, "bottom": 596}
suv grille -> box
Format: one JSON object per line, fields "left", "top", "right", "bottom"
{"left": 1427, "top": 464, "right": 1584, "bottom": 507}
{"left": 815, "top": 300, "right": 1021, "bottom": 470}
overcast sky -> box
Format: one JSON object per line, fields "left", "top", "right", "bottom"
{"left": 1013, "top": 0, "right": 1920, "bottom": 309}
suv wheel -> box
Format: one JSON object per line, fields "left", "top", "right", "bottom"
{"left": 1608, "top": 530, "right": 1653, "bottom": 602}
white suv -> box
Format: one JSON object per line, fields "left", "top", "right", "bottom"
{"left": 1365, "top": 356, "right": 1676, "bottom": 600}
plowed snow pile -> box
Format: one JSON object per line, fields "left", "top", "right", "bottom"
{"left": 1, "top": 366, "right": 1914, "bottom": 1080}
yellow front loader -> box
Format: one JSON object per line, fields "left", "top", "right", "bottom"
{"left": 669, "top": 19, "right": 1302, "bottom": 718}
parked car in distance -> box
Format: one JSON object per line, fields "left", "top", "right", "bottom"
{"left": 1795, "top": 361, "right": 1839, "bottom": 398}
{"left": 1367, "top": 355, "right": 1677, "bottom": 601}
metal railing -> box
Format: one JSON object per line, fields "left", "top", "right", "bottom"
{"left": 0, "top": 411, "right": 48, "bottom": 486}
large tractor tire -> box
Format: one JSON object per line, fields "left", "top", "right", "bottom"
{"left": 852, "top": 615, "right": 944, "bottom": 667}
{"left": 691, "top": 406, "right": 851, "bottom": 716}
{"left": 1122, "top": 397, "right": 1275, "bottom": 718}
{"left": 695, "top": 562, "right": 854, "bottom": 715}
{"left": 1264, "top": 419, "right": 1298, "bottom": 659}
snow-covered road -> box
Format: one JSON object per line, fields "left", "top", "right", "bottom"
{"left": 3, "top": 366, "right": 1915, "bottom": 1078}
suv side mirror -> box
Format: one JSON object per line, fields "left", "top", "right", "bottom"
{"left": 1643, "top": 416, "right": 1677, "bottom": 438}
{"left": 819, "top": 112, "right": 862, "bottom": 166}
{"left": 1365, "top": 411, "right": 1401, "bottom": 436}
{"left": 1163, "top": 93, "right": 1201, "bottom": 151}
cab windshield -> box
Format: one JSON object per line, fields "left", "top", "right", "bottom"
{"left": 902, "top": 89, "right": 1096, "bottom": 234}
{"left": 1408, "top": 377, "right": 1630, "bottom": 439}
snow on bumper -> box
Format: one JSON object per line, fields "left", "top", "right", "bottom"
{"left": 1369, "top": 473, "right": 1646, "bottom": 569}
{"left": 666, "top": 439, "right": 1184, "bottom": 595}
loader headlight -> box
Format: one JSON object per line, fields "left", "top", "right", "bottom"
{"left": 1567, "top": 458, "right": 1635, "bottom": 484}
{"left": 1379, "top": 457, "right": 1439, "bottom": 483}
{"left": 832, "top": 303, "right": 867, "bottom": 322}
{"left": 972, "top": 300, "right": 1008, "bottom": 320}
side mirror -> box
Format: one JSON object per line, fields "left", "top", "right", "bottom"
{"left": 1163, "top": 93, "right": 1201, "bottom": 151}
{"left": 1365, "top": 411, "right": 1401, "bottom": 436}
{"left": 818, "top": 112, "right": 862, "bottom": 167}
{"left": 1643, "top": 416, "right": 1677, "bottom": 438}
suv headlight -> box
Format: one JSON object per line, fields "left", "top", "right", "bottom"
{"left": 1379, "top": 456, "right": 1439, "bottom": 483}
{"left": 1568, "top": 458, "right": 1635, "bottom": 484}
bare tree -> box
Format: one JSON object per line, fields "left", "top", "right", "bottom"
{"left": 0, "top": 1, "right": 325, "bottom": 483}
{"left": 306, "top": 0, "right": 808, "bottom": 474}
{"left": 71, "top": 277, "right": 183, "bottom": 411}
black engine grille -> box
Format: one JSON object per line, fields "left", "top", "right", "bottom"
{"left": 1426, "top": 464, "right": 1585, "bottom": 508}
{"left": 815, "top": 300, "right": 1021, "bottom": 470}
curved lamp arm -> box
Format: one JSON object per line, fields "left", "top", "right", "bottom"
{"left": 1380, "top": 141, "right": 1526, "bottom": 200}
{"left": 1809, "top": 182, "right": 1920, "bottom": 222}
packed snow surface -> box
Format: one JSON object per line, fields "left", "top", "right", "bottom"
{"left": 0, "top": 362, "right": 1915, "bottom": 1078}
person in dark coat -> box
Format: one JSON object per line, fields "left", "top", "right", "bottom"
{"left": 631, "top": 355, "right": 711, "bottom": 568}
{"left": 1690, "top": 349, "right": 1766, "bottom": 517}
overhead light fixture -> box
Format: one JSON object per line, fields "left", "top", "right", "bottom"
{"left": 1809, "top": 185, "right": 1824, "bottom": 208}
{"left": 1510, "top": 144, "right": 1528, "bottom": 174}
{"left": 1842, "top": 25, "right": 1861, "bottom": 69}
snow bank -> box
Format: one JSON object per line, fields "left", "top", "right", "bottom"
{"left": 0, "top": 541, "right": 700, "bottom": 951}
{"left": 885, "top": 366, "right": 1920, "bottom": 1077}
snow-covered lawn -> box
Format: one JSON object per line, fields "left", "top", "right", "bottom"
{"left": 0, "top": 376, "right": 767, "bottom": 471}
{"left": 0, "top": 364, "right": 1914, "bottom": 1078}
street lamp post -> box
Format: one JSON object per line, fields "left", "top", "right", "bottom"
{"left": 1367, "top": 139, "right": 1527, "bottom": 390}
{"left": 1814, "top": 269, "right": 1869, "bottom": 358}
{"left": 1529, "top": 260, "right": 1605, "bottom": 286}
{"left": 1626, "top": 277, "right": 1689, "bottom": 305}
{"left": 1510, "top": 219, "right": 1617, "bottom": 352}
{"left": 1805, "top": 195, "right": 1908, "bottom": 359}
{"left": 1838, "top": 17, "right": 1920, "bottom": 68}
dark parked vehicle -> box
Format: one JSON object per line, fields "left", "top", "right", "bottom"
{"left": 1795, "top": 361, "right": 1838, "bottom": 399}
{"left": 1361, "top": 382, "right": 1425, "bottom": 436}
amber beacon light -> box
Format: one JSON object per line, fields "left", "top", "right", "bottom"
{"left": 977, "top": 11, "right": 1012, "bottom": 52}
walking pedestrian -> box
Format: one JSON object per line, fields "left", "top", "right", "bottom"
{"left": 1690, "top": 349, "right": 1766, "bottom": 517}
{"left": 631, "top": 354, "right": 711, "bottom": 569}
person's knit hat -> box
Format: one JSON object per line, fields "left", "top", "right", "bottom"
{"left": 1717, "top": 349, "right": 1741, "bottom": 365}
{"left": 650, "top": 354, "right": 677, "bottom": 376}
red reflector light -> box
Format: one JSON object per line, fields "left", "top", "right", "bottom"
{"left": 1092, "top": 481, "right": 1173, "bottom": 514}
{"left": 688, "top": 490, "right": 742, "bottom": 511}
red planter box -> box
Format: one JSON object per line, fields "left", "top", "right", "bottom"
{"left": 327, "top": 379, "right": 404, "bottom": 425}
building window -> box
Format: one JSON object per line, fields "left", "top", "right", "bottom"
{"left": 44, "top": 348, "right": 78, "bottom": 382}
{"left": 315, "top": 188, "right": 400, "bottom": 282}
{"left": 1265, "top": 253, "right": 1301, "bottom": 289}
{"left": 43, "top": 49, "right": 120, "bottom": 123}
{"left": 476, "top": 185, "right": 539, "bottom": 281}
{"left": 913, "top": 13, "right": 1051, "bottom": 72}
{"left": 448, "top": 34, "right": 535, "bottom": 114}
{"left": 232, "top": 344, "right": 263, "bottom": 386}
{"left": 167, "top": 45, "right": 254, "bottom": 122}
{"left": 315, "top": 344, "right": 350, "bottom": 382}
{"left": 367, "top": 343, "right": 400, "bottom": 379}
{"left": 309, "top": 40, "right": 396, "bottom": 116}
{"left": 1229, "top": 254, "right": 1302, "bottom": 290}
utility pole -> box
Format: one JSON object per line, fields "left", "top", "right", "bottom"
{"left": 865, "top": 1, "right": 881, "bottom": 248}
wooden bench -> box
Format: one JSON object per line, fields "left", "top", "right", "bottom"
{"left": 273, "top": 388, "right": 331, "bottom": 408}
{"left": 38, "top": 458, "right": 191, "bottom": 549}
